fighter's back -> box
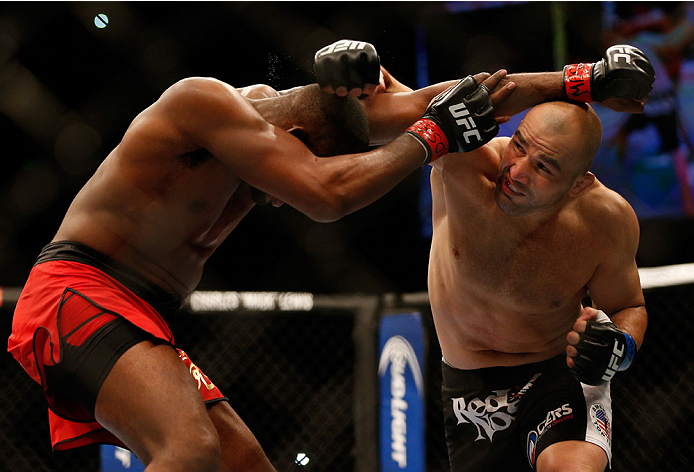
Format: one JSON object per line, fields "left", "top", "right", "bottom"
{"left": 53, "top": 79, "right": 254, "bottom": 298}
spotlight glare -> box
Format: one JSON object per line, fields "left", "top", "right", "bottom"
{"left": 94, "top": 14, "right": 109, "bottom": 29}
{"left": 295, "top": 452, "right": 309, "bottom": 466}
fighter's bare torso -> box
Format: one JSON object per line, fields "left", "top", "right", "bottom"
{"left": 52, "top": 84, "right": 277, "bottom": 298}
{"left": 49, "top": 76, "right": 432, "bottom": 301}
{"left": 428, "top": 138, "right": 618, "bottom": 369}
{"left": 53, "top": 135, "right": 251, "bottom": 298}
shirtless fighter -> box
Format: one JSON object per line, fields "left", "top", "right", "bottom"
{"left": 319, "top": 43, "right": 654, "bottom": 471}
{"left": 7, "top": 40, "right": 515, "bottom": 471}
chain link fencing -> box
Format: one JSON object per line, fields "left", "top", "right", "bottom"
{"left": 1, "top": 283, "right": 693, "bottom": 471}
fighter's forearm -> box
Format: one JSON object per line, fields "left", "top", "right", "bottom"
{"left": 494, "top": 72, "right": 565, "bottom": 117}
{"left": 606, "top": 305, "right": 648, "bottom": 350}
{"left": 362, "top": 80, "right": 460, "bottom": 146}
{"left": 364, "top": 71, "right": 564, "bottom": 146}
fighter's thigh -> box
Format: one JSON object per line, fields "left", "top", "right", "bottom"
{"left": 94, "top": 340, "right": 219, "bottom": 464}
{"left": 537, "top": 440, "right": 608, "bottom": 472}
{"left": 208, "top": 401, "right": 277, "bottom": 472}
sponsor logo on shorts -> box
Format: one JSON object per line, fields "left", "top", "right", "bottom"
{"left": 590, "top": 403, "right": 611, "bottom": 444}
{"left": 525, "top": 402, "right": 575, "bottom": 463}
{"left": 526, "top": 430, "right": 538, "bottom": 468}
{"left": 536, "top": 403, "right": 574, "bottom": 437}
{"left": 178, "top": 350, "right": 216, "bottom": 391}
{"left": 451, "top": 373, "right": 540, "bottom": 442}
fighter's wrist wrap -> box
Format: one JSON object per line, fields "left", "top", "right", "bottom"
{"left": 563, "top": 44, "right": 655, "bottom": 104}
{"left": 563, "top": 63, "right": 593, "bottom": 102}
{"left": 407, "top": 75, "right": 498, "bottom": 166}
{"left": 572, "top": 317, "right": 637, "bottom": 385}
{"left": 405, "top": 119, "right": 449, "bottom": 165}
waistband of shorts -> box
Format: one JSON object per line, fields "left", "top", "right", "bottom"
{"left": 442, "top": 354, "right": 567, "bottom": 388}
{"left": 35, "top": 241, "right": 182, "bottom": 320}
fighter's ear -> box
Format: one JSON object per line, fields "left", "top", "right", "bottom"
{"left": 568, "top": 171, "right": 596, "bottom": 197}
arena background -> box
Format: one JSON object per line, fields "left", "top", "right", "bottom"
{"left": 1, "top": 2, "right": 693, "bottom": 471}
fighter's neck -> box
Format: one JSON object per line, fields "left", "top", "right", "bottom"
{"left": 502, "top": 197, "right": 570, "bottom": 237}
{"left": 249, "top": 97, "right": 290, "bottom": 129}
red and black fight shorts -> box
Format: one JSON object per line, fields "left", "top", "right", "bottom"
{"left": 7, "top": 241, "right": 228, "bottom": 451}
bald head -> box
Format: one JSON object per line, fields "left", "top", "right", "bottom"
{"left": 525, "top": 101, "right": 602, "bottom": 176}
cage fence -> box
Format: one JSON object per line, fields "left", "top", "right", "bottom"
{"left": 1, "top": 271, "right": 693, "bottom": 471}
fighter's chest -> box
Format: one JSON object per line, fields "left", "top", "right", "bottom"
{"left": 160, "top": 156, "right": 240, "bottom": 216}
{"left": 448, "top": 223, "right": 594, "bottom": 310}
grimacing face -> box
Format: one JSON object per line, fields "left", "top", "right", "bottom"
{"left": 494, "top": 118, "right": 581, "bottom": 217}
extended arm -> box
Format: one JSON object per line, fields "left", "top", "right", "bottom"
{"left": 364, "top": 61, "right": 652, "bottom": 145}
{"left": 137, "top": 75, "right": 498, "bottom": 223}
{"left": 158, "top": 77, "right": 426, "bottom": 222}
{"left": 326, "top": 42, "right": 655, "bottom": 144}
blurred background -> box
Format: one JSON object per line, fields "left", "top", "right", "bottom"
{"left": 1, "top": 2, "right": 694, "bottom": 471}
{"left": 0, "top": 1, "right": 693, "bottom": 296}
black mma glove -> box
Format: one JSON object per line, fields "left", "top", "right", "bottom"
{"left": 314, "top": 39, "right": 380, "bottom": 93}
{"left": 405, "top": 76, "right": 498, "bottom": 165}
{"left": 571, "top": 318, "right": 637, "bottom": 386}
{"left": 563, "top": 44, "right": 655, "bottom": 103}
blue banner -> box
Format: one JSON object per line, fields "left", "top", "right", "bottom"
{"left": 100, "top": 445, "right": 145, "bottom": 472}
{"left": 378, "top": 312, "right": 425, "bottom": 472}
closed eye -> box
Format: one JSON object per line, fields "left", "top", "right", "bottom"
{"left": 537, "top": 162, "right": 552, "bottom": 174}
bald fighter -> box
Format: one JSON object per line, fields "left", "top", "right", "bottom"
{"left": 7, "top": 51, "right": 514, "bottom": 471}
{"left": 426, "top": 57, "right": 651, "bottom": 471}
{"left": 318, "top": 42, "right": 654, "bottom": 471}
{"left": 432, "top": 100, "right": 644, "bottom": 472}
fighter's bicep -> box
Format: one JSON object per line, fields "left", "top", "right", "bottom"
{"left": 587, "top": 208, "right": 644, "bottom": 314}
{"left": 588, "top": 258, "right": 644, "bottom": 316}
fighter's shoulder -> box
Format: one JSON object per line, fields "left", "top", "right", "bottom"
{"left": 155, "top": 77, "right": 256, "bottom": 120}
{"left": 237, "top": 83, "right": 280, "bottom": 99}
{"left": 582, "top": 179, "right": 639, "bottom": 242}
{"left": 123, "top": 77, "right": 267, "bottom": 153}
{"left": 489, "top": 136, "right": 510, "bottom": 157}
{"left": 163, "top": 76, "right": 236, "bottom": 99}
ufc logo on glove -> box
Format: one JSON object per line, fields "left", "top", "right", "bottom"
{"left": 316, "top": 40, "right": 368, "bottom": 57}
{"left": 609, "top": 46, "right": 632, "bottom": 64}
{"left": 448, "top": 103, "right": 482, "bottom": 144}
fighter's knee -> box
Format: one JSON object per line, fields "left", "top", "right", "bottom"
{"left": 537, "top": 445, "right": 607, "bottom": 472}
{"left": 536, "top": 450, "right": 566, "bottom": 472}
{"left": 163, "top": 427, "right": 222, "bottom": 472}
{"left": 537, "top": 450, "right": 573, "bottom": 472}
{"left": 195, "top": 429, "right": 223, "bottom": 470}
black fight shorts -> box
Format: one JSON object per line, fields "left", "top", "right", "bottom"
{"left": 442, "top": 355, "right": 612, "bottom": 471}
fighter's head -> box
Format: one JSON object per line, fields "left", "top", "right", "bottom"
{"left": 261, "top": 83, "right": 370, "bottom": 157}
{"left": 248, "top": 84, "right": 370, "bottom": 205}
{"left": 495, "top": 101, "right": 602, "bottom": 217}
